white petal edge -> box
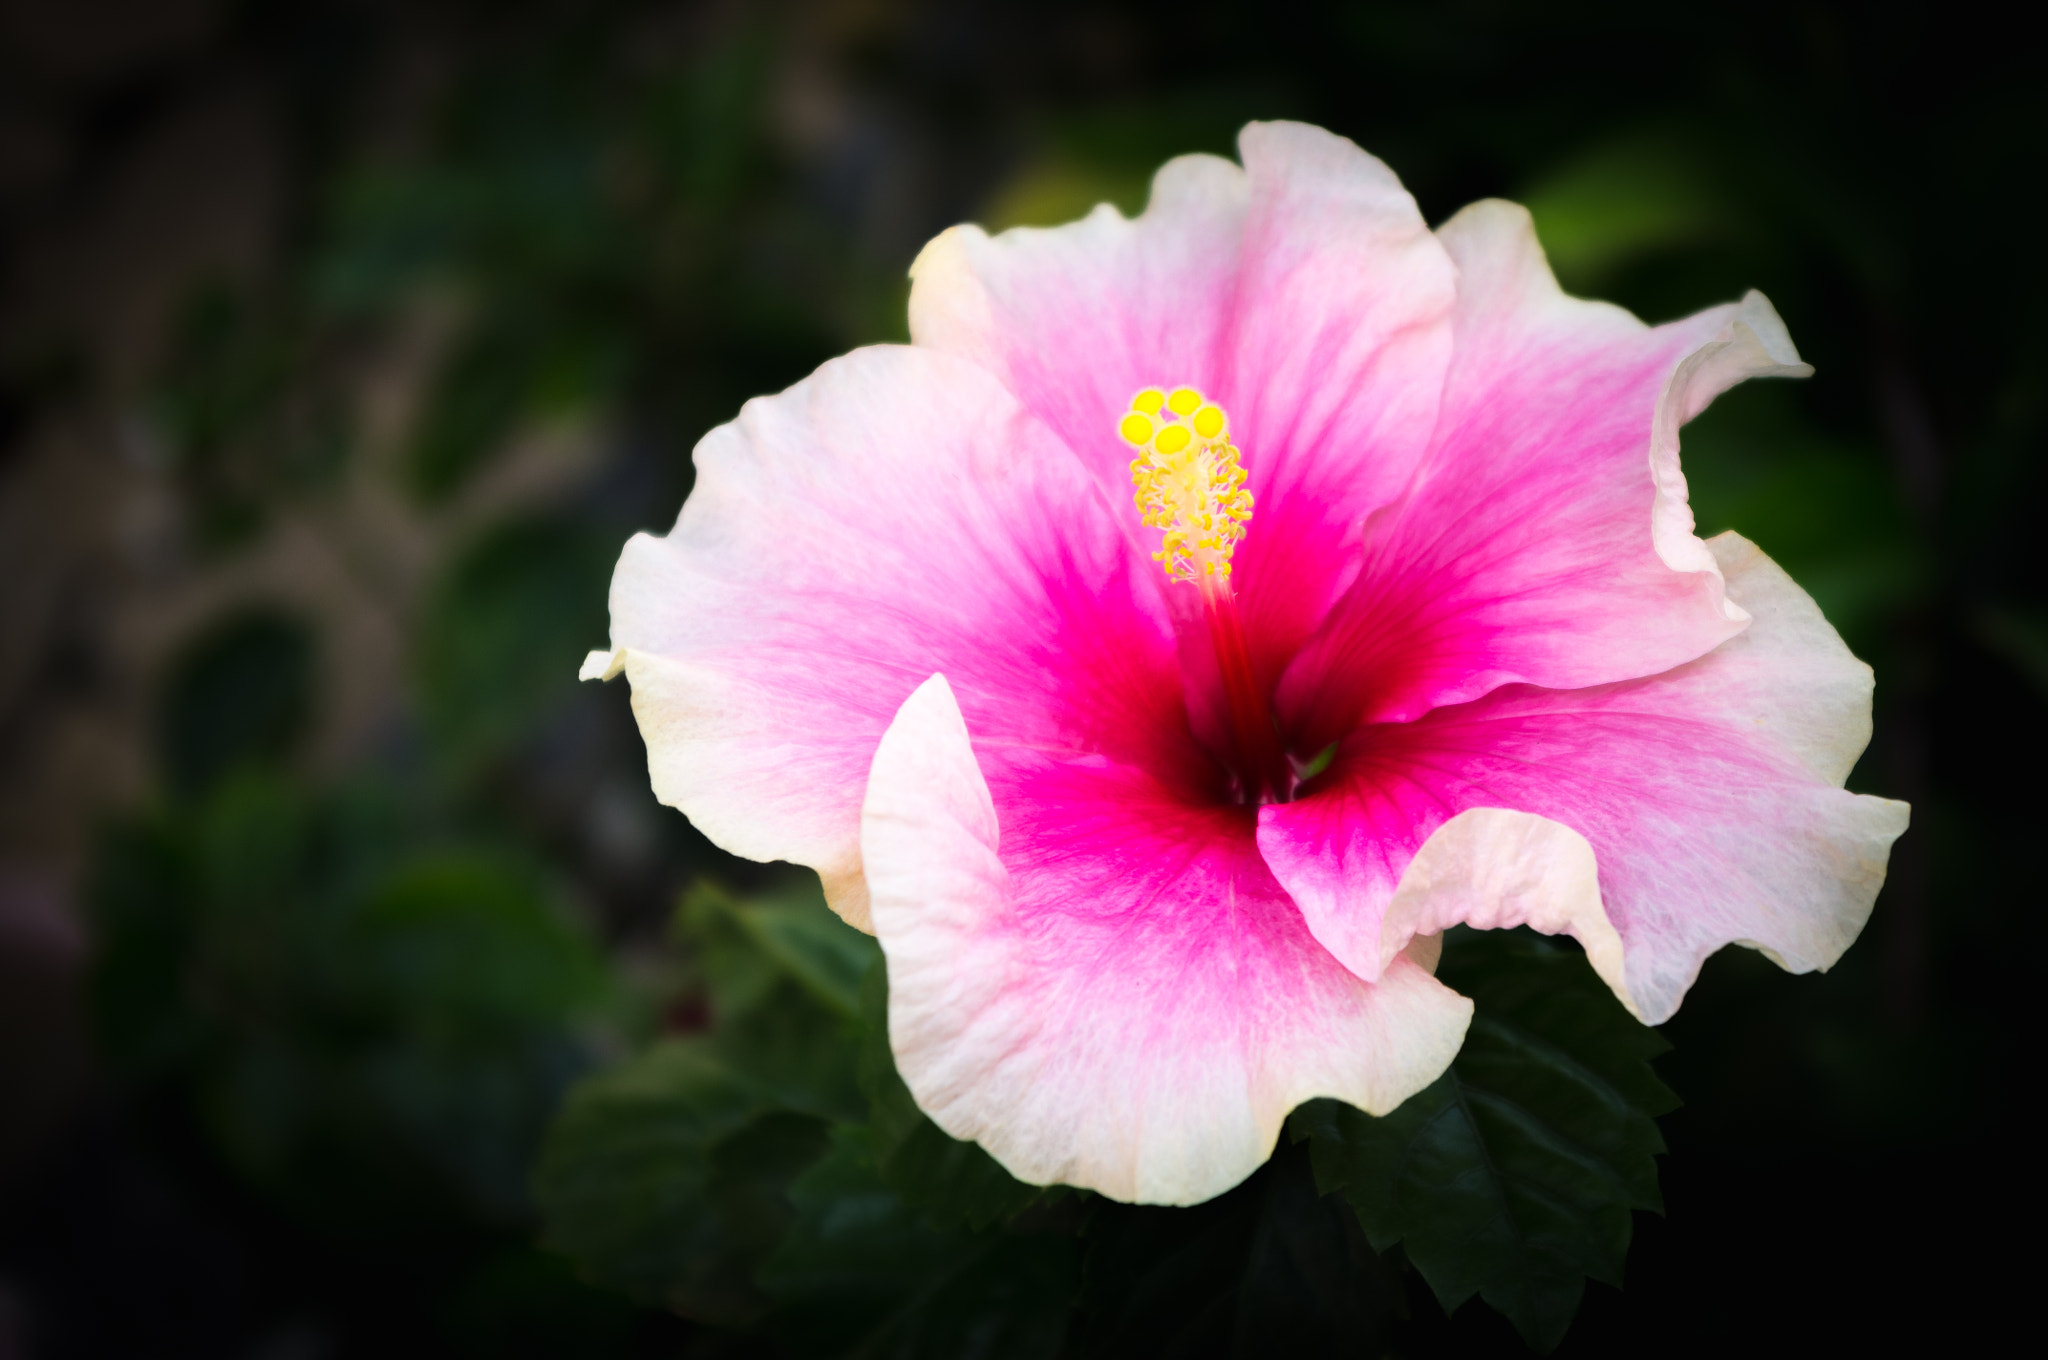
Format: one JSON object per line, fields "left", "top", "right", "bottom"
{"left": 580, "top": 647, "right": 626, "bottom": 682}
{"left": 1647, "top": 295, "right": 1813, "bottom": 603}
{"left": 588, "top": 646, "right": 871, "bottom": 930}
{"left": 1379, "top": 807, "right": 1639, "bottom": 1019}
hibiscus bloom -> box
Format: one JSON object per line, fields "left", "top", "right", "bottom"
{"left": 583, "top": 122, "right": 1908, "bottom": 1206}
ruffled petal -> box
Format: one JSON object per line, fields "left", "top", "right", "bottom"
{"left": 599, "top": 346, "right": 1202, "bottom": 930}
{"left": 1379, "top": 807, "right": 1637, "bottom": 1015}
{"left": 910, "top": 121, "right": 1457, "bottom": 693}
{"left": 864, "top": 675, "right": 1471, "bottom": 1206}
{"left": 1277, "top": 201, "right": 1812, "bottom": 745}
{"left": 1257, "top": 532, "right": 1909, "bottom": 1024}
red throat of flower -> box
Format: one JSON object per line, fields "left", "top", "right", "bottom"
{"left": 1123, "top": 386, "right": 1292, "bottom": 803}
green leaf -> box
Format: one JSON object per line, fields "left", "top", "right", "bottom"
{"left": 1073, "top": 1138, "right": 1398, "bottom": 1359}
{"left": 678, "top": 879, "right": 877, "bottom": 1121}
{"left": 857, "top": 964, "right": 1045, "bottom": 1232}
{"left": 698, "top": 880, "right": 877, "bottom": 1019}
{"left": 532, "top": 1038, "right": 831, "bottom": 1324}
{"left": 1291, "top": 928, "right": 1679, "bottom": 1352}
{"left": 758, "top": 1127, "right": 1078, "bottom": 1359}
{"left": 351, "top": 853, "right": 610, "bottom": 1031}
{"left": 535, "top": 878, "right": 880, "bottom": 1317}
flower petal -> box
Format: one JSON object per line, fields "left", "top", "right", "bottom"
{"left": 600, "top": 345, "right": 1199, "bottom": 930}
{"left": 1277, "top": 200, "right": 1812, "bottom": 745}
{"left": 1257, "top": 532, "right": 1909, "bottom": 1024}
{"left": 864, "top": 674, "right": 1471, "bottom": 1205}
{"left": 1380, "top": 807, "right": 1637, "bottom": 1015}
{"left": 910, "top": 120, "right": 1457, "bottom": 692}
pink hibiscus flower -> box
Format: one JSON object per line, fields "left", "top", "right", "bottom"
{"left": 583, "top": 122, "right": 1909, "bottom": 1206}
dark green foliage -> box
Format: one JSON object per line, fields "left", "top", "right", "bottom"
{"left": 533, "top": 881, "right": 872, "bottom": 1318}
{"left": 536, "top": 887, "right": 1080, "bottom": 1352}
{"left": 1073, "top": 1140, "right": 1399, "bottom": 1360}
{"left": 758, "top": 1128, "right": 1079, "bottom": 1360}
{"left": 155, "top": 607, "right": 316, "bottom": 795}
{"left": 87, "top": 773, "right": 613, "bottom": 1233}
{"left": 1292, "top": 929, "right": 1679, "bottom": 1351}
{"left": 682, "top": 880, "right": 877, "bottom": 1022}
{"left": 355, "top": 854, "right": 613, "bottom": 1031}
{"left": 533, "top": 1039, "right": 830, "bottom": 1322}
{"left": 680, "top": 881, "right": 877, "bottom": 1120}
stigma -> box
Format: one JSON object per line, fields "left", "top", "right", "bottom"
{"left": 1122, "top": 386, "right": 1254, "bottom": 583}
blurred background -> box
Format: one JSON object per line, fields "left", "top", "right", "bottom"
{"left": 0, "top": 0, "right": 2040, "bottom": 1355}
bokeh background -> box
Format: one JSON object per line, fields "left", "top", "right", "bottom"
{"left": 1, "top": 0, "right": 2040, "bottom": 1355}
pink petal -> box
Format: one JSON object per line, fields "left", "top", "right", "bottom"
{"left": 909, "top": 121, "right": 1457, "bottom": 699}
{"left": 864, "top": 674, "right": 1472, "bottom": 1205}
{"left": 1257, "top": 533, "right": 1910, "bottom": 1024}
{"left": 1277, "top": 201, "right": 1812, "bottom": 747}
{"left": 598, "top": 346, "right": 1203, "bottom": 929}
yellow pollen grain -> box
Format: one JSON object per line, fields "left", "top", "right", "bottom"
{"left": 1121, "top": 384, "right": 1255, "bottom": 584}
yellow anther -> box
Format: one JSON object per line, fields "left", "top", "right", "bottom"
{"left": 1119, "top": 385, "right": 1255, "bottom": 584}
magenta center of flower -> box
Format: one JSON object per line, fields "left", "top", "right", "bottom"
{"left": 1122, "top": 386, "right": 1294, "bottom": 805}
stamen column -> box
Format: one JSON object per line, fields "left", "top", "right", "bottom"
{"left": 1122, "top": 385, "right": 1287, "bottom": 803}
